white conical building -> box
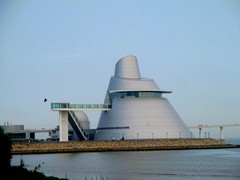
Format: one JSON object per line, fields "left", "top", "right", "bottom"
{"left": 94, "top": 55, "right": 191, "bottom": 140}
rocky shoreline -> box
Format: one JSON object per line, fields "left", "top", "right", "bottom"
{"left": 11, "top": 139, "right": 240, "bottom": 155}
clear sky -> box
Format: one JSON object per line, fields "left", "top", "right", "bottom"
{"left": 1, "top": 0, "right": 240, "bottom": 139}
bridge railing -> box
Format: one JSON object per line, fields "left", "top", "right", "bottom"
{"left": 51, "top": 103, "right": 112, "bottom": 110}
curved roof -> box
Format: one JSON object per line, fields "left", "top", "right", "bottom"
{"left": 108, "top": 55, "right": 171, "bottom": 93}
{"left": 114, "top": 55, "right": 141, "bottom": 79}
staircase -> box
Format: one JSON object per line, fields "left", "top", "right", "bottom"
{"left": 68, "top": 111, "right": 89, "bottom": 140}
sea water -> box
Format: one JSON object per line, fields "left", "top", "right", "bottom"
{"left": 11, "top": 139, "right": 240, "bottom": 180}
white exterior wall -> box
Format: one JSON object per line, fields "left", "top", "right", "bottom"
{"left": 95, "top": 96, "right": 191, "bottom": 140}
{"left": 73, "top": 111, "right": 90, "bottom": 129}
{"left": 59, "top": 111, "right": 68, "bottom": 141}
{"left": 94, "top": 55, "right": 191, "bottom": 140}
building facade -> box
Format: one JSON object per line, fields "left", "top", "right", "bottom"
{"left": 94, "top": 55, "right": 191, "bottom": 140}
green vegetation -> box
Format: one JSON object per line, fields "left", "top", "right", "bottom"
{"left": 0, "top": 127, "right": 68, "bottom": 180}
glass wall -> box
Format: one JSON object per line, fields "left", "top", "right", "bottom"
{"left": 111, "top": 91, "right": 162, "bottom": 99}
{"left": 138, "top": 92, "right": 162, "bottom": 98}
{"left": 51, "top": 103, "right": 111, "bottom": 109}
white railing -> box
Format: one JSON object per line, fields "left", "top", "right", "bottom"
{"left": 68, "top": 111, "right": 89, "bottom": 140}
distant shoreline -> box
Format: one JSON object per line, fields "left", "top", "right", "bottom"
{"left": 11, "top": 139, "right": 240, "bottom": 155}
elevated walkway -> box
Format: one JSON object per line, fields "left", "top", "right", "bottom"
{"left": 189, "top": 124, "right": 240, "bottom": 140}
{"left": 51, "top": 103, "right": 112, "bottom": 111}
{"left": 51, "top": 102, "right": 112, "bottom": 141}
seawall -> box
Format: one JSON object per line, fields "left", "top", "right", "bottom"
{"left": 11, "top": 139, "right": 240, "bottom": 155}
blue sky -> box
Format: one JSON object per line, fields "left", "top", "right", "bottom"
{"left": 0, "top": 0, "right": 240, "bottom": 138}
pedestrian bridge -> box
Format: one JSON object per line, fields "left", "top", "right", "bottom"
{"left": 189, "top": 124, "right": 240, "bottom": 140}
{"left": 51, "top": 103, "right": 240, "bottom": 142}
{"left": 51, "top": 103, "right": 112, "bottom": 111}
{"left": 51, "top": 102, "right": 112, "bottom": 141}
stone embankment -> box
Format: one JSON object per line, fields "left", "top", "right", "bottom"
{"left": 11, "top": 139, "right": 239, "bottom": 155}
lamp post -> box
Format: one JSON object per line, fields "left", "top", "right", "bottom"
{"left": 122, "top": 133, "right": 124, "bottom": 140}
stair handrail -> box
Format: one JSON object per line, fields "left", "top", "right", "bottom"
{"left": 69, "top": 111, "right": 89, "bottom": 140}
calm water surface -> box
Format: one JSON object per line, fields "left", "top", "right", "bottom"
{"left": 11, "top": 140, "right": 240, "bottom": 180}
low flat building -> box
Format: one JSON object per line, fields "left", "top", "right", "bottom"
{"left": 0, "top": 124, "right": 35, "bottom": 141}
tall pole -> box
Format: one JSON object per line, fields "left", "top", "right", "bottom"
{"left": 220, "top": 127, "right": 224, "bottom": 140}
{"left": 199, "top": 128, "right": 203, "bottom": 139}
